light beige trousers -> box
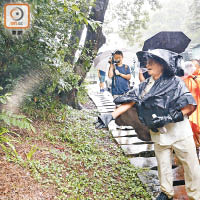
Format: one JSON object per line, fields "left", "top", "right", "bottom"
{"left": 154, "top": 136, "right": 200, "bottom": 200}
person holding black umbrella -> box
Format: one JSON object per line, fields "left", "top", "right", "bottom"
{"left": 96, "top": 49, "right": 200, "bottom": 200}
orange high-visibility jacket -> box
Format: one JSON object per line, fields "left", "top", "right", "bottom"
{"left": 184, "top": 70, "right": 200, "bottom": 147}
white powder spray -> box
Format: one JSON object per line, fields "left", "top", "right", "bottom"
{"left": 3, "top": 69, "right": 50, "bottom": 113}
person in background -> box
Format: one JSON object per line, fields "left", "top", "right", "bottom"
{"left": 108, "top": 50, "right": 131, "bottom": 99}
{"left": 183, "top": 59, "right": 200, "bottom": 157}
{"left": 98, "top": 69, "right": 106, "bottom": 93}
{"left": 129, "top": 59, "right": 138, "bottom": 89}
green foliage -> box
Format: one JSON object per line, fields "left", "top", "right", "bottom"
{"left": 187, "top": 0, "right": 200, "bottom": 31}
{"left": 16, "top": 106, "right": 152, "bottom": 199}
{"left": 0, "top": 111, "right": 36, "bottom": 132}
{"left": 135, "top": 0, "right": 200, "bottom": 47}
{"left": 185, "top": 0, "right": 200, "bottom": 45}
{"left": 0, "top": 89, "right": 35, "bottom": 157}
{"left": 104, "top": 0, "right": 160, "bottom": 46}
{"left": 0, "top": 87, "right": 11, "bottom": 104}
{"left": 77, "top": 82, "right": 89, "bottom": 104}
{"left": 26, "top": 145, "right": 38, "bottom": 161}
{"left": 22, "top": 90, "right": 65, "bottom": 121}
{"left": 138, "top": 0, "right": 189, "bottom": 47}
{"left": 0, "top": 0, "right": 94, "bottom": 102}
{"left": 88, "top": 19, "right": 102, "bottom": 31}
{"left": 0, "top": 90, "right": 17, "bottom": 156}
{"left": 0, "top": 127, "right": 18, "bottom": 157}
{"left": 0, "top": 87, "right": 152, "bottom": 199}
{"left": 0, "top": 88, "right": 34, "bottom": 133}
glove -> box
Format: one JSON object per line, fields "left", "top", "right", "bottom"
{"left": 151, "top": 110, "right": 184, "bottom": 129}
{"left": 95, "top": 114, "right": 113, "bottom": 129}
{"left": 151, "top": 127, "right": 159, "bottom": 132}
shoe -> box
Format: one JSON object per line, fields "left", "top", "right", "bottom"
{"left": 156, "top": 192, "right": 173, "bottom": 200}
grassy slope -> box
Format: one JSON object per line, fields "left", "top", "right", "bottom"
{"left": 1, "top": 98, "right": 152, "bottom": 200}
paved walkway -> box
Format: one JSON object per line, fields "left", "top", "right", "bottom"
{"left": 88, "top": 84, "right": 189, "bottom": 199}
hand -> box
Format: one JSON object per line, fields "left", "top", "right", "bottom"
{"left": 151, "top": 110, "right": 184, "bottom": 129}
{"left": 139, "top": 68, "right": 144, "bottom": 74}
{"left": 115, "top": 69, "right": 121, "bottom": 76}
{"left": 109, "top": 58, "right": 113, "bottom": 65}
{"left": 152, "top": 115, "right": 172, "bottom": 128}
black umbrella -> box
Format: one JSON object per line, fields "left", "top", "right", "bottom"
{"left": 142, "top": 31, "right": 191, "bottom": 54}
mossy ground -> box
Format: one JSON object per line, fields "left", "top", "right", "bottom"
{"left": 0, "top": 97, "right": 152, "bottom": 200}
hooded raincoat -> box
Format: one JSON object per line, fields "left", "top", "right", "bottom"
{"left": 119, "top": 75, "right": 196, "bottom": 129}
{"left": 114, "top": 49, "right": 196, "bottom": 129}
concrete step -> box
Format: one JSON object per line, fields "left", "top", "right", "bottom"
{"left": 111, "top": 129, "right": 137, "bottom": 137}
{"left": 121, "top": 144, "right": 154, "bottom": 155}
{"left": 129, "top": 157, "right": 157, "bottom": 169}
{"left": 115, "top": 136, "right": 153, "bottom": 145}
{"left": 97, "top": 108, "right": 115, "bottom": 113}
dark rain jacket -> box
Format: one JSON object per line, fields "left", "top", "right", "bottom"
{"left": 114, "top": 75, "right": 197, "bottom": 128}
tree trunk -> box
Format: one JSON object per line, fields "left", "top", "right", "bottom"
{"left": 64, "top": 25, "right": 85, "bottom": 63}
{"left": 63, "top": 0, "right": 109, "bottom": 109}
{"left": 64, "top": 0, "right": 90, "bottom": 63}
{"left": 60, "top": 88, "right": 82, "bottom": 109}
{"left": 74, "top": 0, "right": 109, "bottom": 83}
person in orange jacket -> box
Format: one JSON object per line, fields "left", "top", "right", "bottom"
{"left": 183, "top": 59, "right": 200, "bottom": 156}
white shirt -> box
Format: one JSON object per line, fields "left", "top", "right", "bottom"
{"left": 142, "top": 76, "right": 193, "bottom": 145}
{"left": 140, "top": 76, "right": 155, "bottom": 99}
